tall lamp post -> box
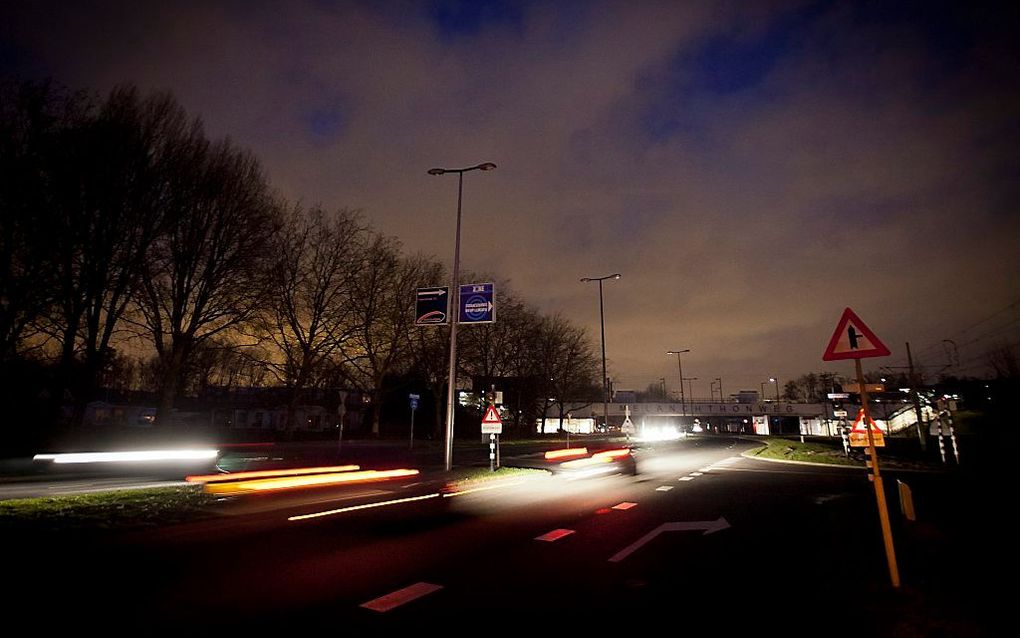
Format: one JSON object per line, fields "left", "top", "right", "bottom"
{"left": 428, "top": 162, "right": 497, "bottom": 472}
{"left": 666, "top": 349, "right": 690, "bottom": 414}
{"left": 581, "top": 274, "right": 621, "bottom": 432}
{"left": 684, "top": 377, "right": 698, "bottom": 403}
{"left": 769, "top": 376, "right": 780, "bottom": 402}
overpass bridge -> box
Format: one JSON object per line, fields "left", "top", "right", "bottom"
{"left": 545, "top": 400, "right": 829, "bottom": 436}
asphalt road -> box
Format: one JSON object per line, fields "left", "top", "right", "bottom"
{"left": 8, "top": 436, "right": 996, "bottom": 634}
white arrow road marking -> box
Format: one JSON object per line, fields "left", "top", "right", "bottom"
{"left": 608, "top": 517, "right": 731, "bottom": 563}
{"left": 361, "top": 582, "right": 443, "bottom": 612}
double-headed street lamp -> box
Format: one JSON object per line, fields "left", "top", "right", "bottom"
{"left": 684, "top": 377, "right": 698, "bottom": 402}
{"left": 581, "top": 273, "right": 620, "bottom": 432}
{"left": 428, "top": 162, "right": 497, "bottom": 472}
{"left": 666, "top": 349, "right": 690, "bottom": 414}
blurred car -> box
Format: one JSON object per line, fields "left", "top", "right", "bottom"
{"left": 553, "top": 446, "right": 638, "bottom": 479}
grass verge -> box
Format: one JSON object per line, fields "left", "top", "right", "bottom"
{"left": 445, "top": 466, "right": 548, "bottom": 488}
{"left": 0, "top": 485, "right": 219, "bottom": 533}
{"left": 747, "top": 437, "right": 864, "bottom": 466}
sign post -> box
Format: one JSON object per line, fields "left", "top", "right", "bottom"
{"left": 481, "top": 404, "right": 502, "bottom": 471}
{"left": 409, "top": 393, "right": 420, "bottom": 451}
{"left": 823, "top": 307, "right": 899, "bottom": 588}
{"left": 415, "top": 287, "right": 449, "bottom": 325}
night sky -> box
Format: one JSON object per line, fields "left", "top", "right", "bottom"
{"left": 3, "top": 1, "right": 1018, "bottom": 396}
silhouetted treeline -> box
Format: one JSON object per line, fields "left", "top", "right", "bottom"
{"left": 0, "top": 79, "right": 599, "bottom": 445}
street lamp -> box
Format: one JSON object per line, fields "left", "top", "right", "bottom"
{"left": 769, "top": 376, "right": 780, "bottom": 402}
{"left": 428, "top": 162, "right": 497, "bottom": 472}
{"left": 684, "top": 377, "right": 698, "bottom": 403}
{"left": 581, "top": 273, "right": 621, "bottom": 432}
{"left": 666, "top": 349, "right": 690, "bottom": 414}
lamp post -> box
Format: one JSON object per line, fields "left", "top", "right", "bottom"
{"left": 666, "top": 349, "right": 690, "bottom": 414}
{"left": 428, "top": 162, "right": 497, "bottom": 472}
{"left": 769, "top": 376, "right": 780, "bottom": 402}
{"left": 684, "top": 377, "right": 698, "bottom": 403}
{"left": 581, "top": 274, "right": 620, "bottom": 433}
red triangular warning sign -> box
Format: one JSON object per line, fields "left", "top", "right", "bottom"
{"left": 822, "top": 307, "right": 891, "bottom": 361}
{"left": 482, "top": 405, "right": 502, "bottom": 425}
{"left": 848, "top": 408, "right": 885, "bottom": 447}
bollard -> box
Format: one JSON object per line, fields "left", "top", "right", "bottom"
{"left": 944, "top": 411, "right": 960, "bottom": 465}
{"left": 936, "top": 414, "right": 946, "bottom": 464}
{"left": 897, "top": 479, "right": 916, "bottom": 521}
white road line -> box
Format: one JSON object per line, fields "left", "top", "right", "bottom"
{"left": 612, "top": 502, "right": 638, "bottom": 510}
{"left": 678, "top": 477, "right": 694, "bottom": 481}
{"left": 690, "top": 472, "right": 703, "bottom": 477}
{"left": 361, "top": 582, "right": 443, "bottom": 612}
{"left": 656, "top": 486, "right": 674, "bottom": 492}
{"left": 535, "top": 528, "right": 575, "bottom": 542}
{"left": 698, "top": 467, "right": 712, "bottom": 472}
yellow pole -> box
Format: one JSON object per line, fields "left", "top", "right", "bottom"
{"left": 856, "top": 358, "right": 900, "bottom": 588}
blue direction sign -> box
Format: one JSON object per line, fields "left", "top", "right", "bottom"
{"left": 415, "top": 287, "right": 449, "bottom": 325}
{"left": 459, "top": 282, "right": 495, "bottom": 323}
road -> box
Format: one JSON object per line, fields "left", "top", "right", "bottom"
{"left": 8, "top": 436, "right": 995, "bottom": 634}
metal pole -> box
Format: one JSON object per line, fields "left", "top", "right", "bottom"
{"left": 430, "top": 162, "right": 495, "bottom": 472}
{"left": 409, "top": 406, "right": 415, "bottom": 451}
{"left": 677, "top": 354, "right": 685, "bottom": 415}
{"left": 857, "top": 358, "right": 900, "bottom": 588}
{"left": 598, "top": 279, "right": 608, "bottom": 432}
{"left": 443, "top": 172, "right": 464, "bottom": 472}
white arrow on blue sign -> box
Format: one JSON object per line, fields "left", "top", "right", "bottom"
{"left": 415, "top": 287, "right": 449, "bottom": 325}
{"left": 459, "top": 282, "right": 495, "bottom": 324}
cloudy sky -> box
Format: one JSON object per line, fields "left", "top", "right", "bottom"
{"left": 3, "top": 0, "right": 1018, "bottom": 396}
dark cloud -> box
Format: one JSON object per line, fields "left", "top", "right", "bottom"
{"left": 3, "top": 0, "right": 1017, "bottom": 392}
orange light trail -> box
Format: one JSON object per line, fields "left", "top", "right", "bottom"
{"left": 544, "top": 447, "right": 588, "bottom": 460}
{"left": 592, "top": 449, "right": 631, "bottom": 461}
{"left": 186, "top": 464, "right": 360, "bottom": 484}
{"left": 204, "top": 468, "right": 419, "bottom": 495}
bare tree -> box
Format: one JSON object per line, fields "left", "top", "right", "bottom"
{"left": 343, "top": 235, "right": 435, "bottom": 435}
{"left": 135, "top": 130, "right": 279, "bottom": 424}
{"left": 406, "top": 262, "right": 449, "bottom": 438}
{"left": 531, "top": 313, "right": 599, "bottom": 431}
{"left": 257, "top": 205, "right": 365, "bottom": 435}
{"left": 0, "top": 80, "right": 82, "bottom": 363}
{"left": 37, "top": 86, "right": 184, "bottom": 424}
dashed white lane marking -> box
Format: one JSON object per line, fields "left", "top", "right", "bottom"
{"left": 535, "top": 528, "right": 575, "bottom": 542}
{"left": 678, "top": 477, "right": 694, "bottom": 481}
{"left": 361, "top": 582, "right": 443, "bottom": 612}
{"left": 698, "top": 467, "right": 712, "bottom": 472}
{"left": 656, "top": 486, "right": 674, "bottom": 492}
{"left": 612, "top": 502, "right": 638, "bottom": 510}
{"left": 690, "top": 472, "right": 703, "bottom": 477}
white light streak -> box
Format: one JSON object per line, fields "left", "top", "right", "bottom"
{"left": 34, "top": 449, "right": 218, "bottom": 464}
